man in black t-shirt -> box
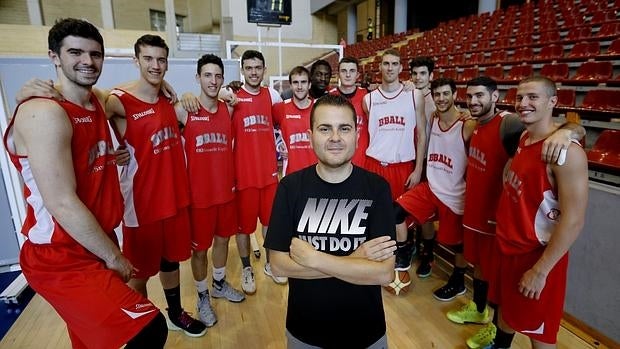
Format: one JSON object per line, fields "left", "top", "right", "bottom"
{"left": 264, "top": 94, "right": 397, "bottom": 348}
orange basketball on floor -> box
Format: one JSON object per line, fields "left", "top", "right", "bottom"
{"left": 384, "top": 270, "right": 412, "bottom": 296}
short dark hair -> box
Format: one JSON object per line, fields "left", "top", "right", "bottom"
{"left": 197, "top": 54, "right": 224, "bottom": 75}
{"left": 241, "top": 50, "right": 265, "bottom": 67}
{"left": 431, "top": 77, "right": 457, "bottom": 94}
{"left": 466, "top": 76, "right": 497, "bottom": 93}
{"left": 289, "top": 66, "right": 310, "bottom": 83}
{"left": 339, "top": 56, "right": 359, "bottom": 70}
{"left": 48, "top": 18, "right": 104, "bottom": 55}
{"left": 134, "top": 34, "right": 169, "bottom": 57}
{"left": 382, "top": 48, "right": 401, "bottom": 58}
{"left": 409, "top": 56, "right": 434, "bottom": 74}
{"left": 311, "top": 59, "right": 332, "bottom": 76}
{"left": 310, "top": 94, "right": 356, "bottom": 129}
{"left": 519, "top": 76, "right": 557, "bottom": 97}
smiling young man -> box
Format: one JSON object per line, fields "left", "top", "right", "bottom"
{"left": 273, "top": 66, "right": 317, "bottom": 177}
{"left": 265, "top": 94, "right": 396, "bottom": 348}
{"left": 3, "top": 18, "right": 167, "bottom": 348}
{"left": 106, "top": 34, "right": 206, "bottom": 337}
{"left": 488, "top": 77, "right": 588, "bottom": 349}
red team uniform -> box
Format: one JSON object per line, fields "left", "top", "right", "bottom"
{"left": 183, "top": 102, "right": 237, "bottom": 250}
{"left": 111, "top": 89, "right": 191, "bottom": 278}
{"left": 232, "top": 86, "right": 281, "bottom": 233}
{"left": 273, "top": 98, "right": 317, "bottom": 175}
{"left": 329, "top": 87, "right": 369, "bottom": 168}
{"left": 496, "top": 133, "right": 570, "bottom": 344}
{"left": 366, "top": 87, "right": 420, "bottom": 200}
{"left": 4, "top": 97, "right": 159, "bottom": 349}
{"left": 397, "top": 112, "right": 469, "bottom": 245}
{"left": 462, "top": 111, "right": 512, "bottom": 303}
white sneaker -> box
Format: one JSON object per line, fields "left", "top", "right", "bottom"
{"left": 196, "top": 294, "right": 217, "bottom": 327}
{"left": 212, "top": 279, "right": 245, "bottom": 303}
{"left": 264, "top": 263, "right": 288, "bottom": 285}
{"left": 241, "top": 266, "right": 256, "bottom": 295}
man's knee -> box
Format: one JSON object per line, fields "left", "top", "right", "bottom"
{"left": 160, "top": 258, "right": 179, "bottom": 272}
{"left": 125, "top": 311, "right": 167, "bottom": 349}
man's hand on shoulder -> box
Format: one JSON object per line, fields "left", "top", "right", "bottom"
{"left": 16, "top": 78, "right": 64, "bottom": 103}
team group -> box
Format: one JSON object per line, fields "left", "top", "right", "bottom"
{"left": 4, "top": 17, "right": 589, "bottom": 349}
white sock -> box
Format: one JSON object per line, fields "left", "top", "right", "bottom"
{"left": 213, "top": 266, "right": 226, "bottom": 282}
{"left": 195, "top": 278, "right": 209, "bottom": 294}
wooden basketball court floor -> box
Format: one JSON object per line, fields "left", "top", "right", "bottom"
{"left": 0, "top": 235, "right": 601, "bottom": 349}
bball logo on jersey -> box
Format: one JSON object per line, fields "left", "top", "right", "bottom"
{"left": 289, "top": 132, "right": 309, "bottom": 145}
{"left": 190, "top": 115, "right": 210, "bottom": 122}
{"left": 237, "top": 97, "right": 253, "bottom": 103}
{"left": 286, "top": 114, "right": 301, "bottom": 119}
{"left": 428, "top": 153, "right": 453, "bottom": 169}
{"left": 296, "top": 198, "right": 371, "bottom": 252}
{"left": 504, "top": 169, "right": 523, "bottom": 196}
{"left": 243, "top": 115, "right": 270, "bottom": 128}
{"left": 378, "top": 115, "right": 405, "bottom": 127}
{"left": 73, "top": 116, "right": 93, "bottom": 124}
{"left": 87, "top": 140, "right": 114, "bottom": 170}
{"left": 151, "top": 126, "right": 178, "bottom": 154}
{"left": 468, "top": 146, "right": 487, "bottom": 166}
{"left": 195, "top": 132, "right": 227, "bottom": 147}
{"left": 131, "top": 108, "right": 155, "bottom": 121}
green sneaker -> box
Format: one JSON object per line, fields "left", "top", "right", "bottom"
{"left": 446, "top": 301, "right": 490, "bottom": 324}
{"left": 467, "top": 323, "right": 497, "bottom": 349}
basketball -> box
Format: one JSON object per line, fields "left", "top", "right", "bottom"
{"left": 384, "top": 270, "right": 412, "bottom": 296}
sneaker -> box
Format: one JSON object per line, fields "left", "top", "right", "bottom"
{"left": 467, "top": 323, "right": 497, "bottom": 349}
{"left": 395, "top": 243, "right": 417, "bottom": 271}
{"left": 433, "top": 280, "right": 466, "bottom": 301}
{"left": 416, "top": 252, "right": 434, "bottom": 278}
{"left": 241, "top": 266, "right": 256, "bottom": 295}
{"left": 196, "top": 294, "right": 217, "bottom": 327}
{"left": 212, "top": 279, "right": 245, "bottom": 303}
{"left": 447, "top": 301, "right": 490, "bottom": 324}
{"left": 264, "top": 263, "right": 288, "bottom": 284}
{"left": 167, "top": 309, "right": 207, "bottom": 337}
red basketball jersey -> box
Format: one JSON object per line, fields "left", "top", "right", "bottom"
{"left": 329, "top": 87, "right": 369, "bottom": 168}
{"left": 232, "top": 86, "right": 279, "bottom": 190}
{"left": 111, "top": 89, "right": 190, "bottom": 227}
{"left": 4, "top": 96, "right": 122, "bottom": 244}
{"left": 183, "top": 101, "right": 235, "bottom": 207}
{"left": 273, "top": 99, "right": 317, "bottom": 175}
{"left": 462, "top": 111, "right": 512, "bottom": 235}
{"left": 496, "top": 134, "right": 560, "bottom": 255}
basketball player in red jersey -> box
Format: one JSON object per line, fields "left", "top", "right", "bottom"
{"left": 329, "top": 56, "right": 369, "bottom": 168}
{"left": 232, "top": 50, "right": 284, "bottom": 293}
{"left": 105, "top": 35, "right": 206, "bottom": 337}
{"left": 490, "top": 77, "right": 588, "bottom": 349}
{"left": 3, "top": 18, "right": 167, "bottom": 348}
{"left": 172, "top": 54, "right": 246, "bottom": 328}
{"left": 273, "top": 66, "right": 317, "bottom": 176}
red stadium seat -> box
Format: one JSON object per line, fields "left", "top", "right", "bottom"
{"left": 488, "top": 50, "right": 508, "bottom": 64}
{"left": 607, "top": 73, "right": 620, "bottom": 86}
{"left": 565, "top": 26, "right": 592, "bottom": 43}
{"left": 563, "top": 41, "right": 600, "bottom": 60}
{"left": 500, "top": 88, "right": 517, "bottom": 105}
{"left": 435, "top": 55, "right": 449, "bottom": 68}
{"left": 599, "top": 38, "right": 620, "bottom": 59}
{"left": 590, "top": 10, "right": 618, "bottom": 24}
{"left": 451, "top": 54, "right": 466, "bottom": 67}
{"left": 595, "top": 22, "right": 620, "bottom": 39}
{"left": 564, "top": 61, "right": 613, "bottom": 84}
{"left": 539, "top": 30, "right": 561, "bottom": 44}
{"left": 483, "top": 66, "right": 504, "bottom": 80}
{"left": 441, "top": 68, "right": 458, "bottom": 80}
{"left": 540, "top": 63, "right": 570, "bottom": 80}
{"left": 468, "top": 52, "right": 485, "bottom": 66}
{"left": 556, "top": 88, "right": 576, "bottom": 107}
{"left": 510, "top": 47, "right": 534, "bottom": 62}
{"left": 533, "top": 44, "right": 564, "bottom": 62}
{"left": 587, "top": 130, "right": 620, "bottom": 173}
{"left": 455, "top": 87, "right": 467, "bottom": 103}
{"left": 459, "top": 67, "right": 479, "bottom": 83}
{"left": 581, "top": 90, "right": 620, "bottom": 111}
{"left": 503, "top": 64, "right": 533, "bottom": 83}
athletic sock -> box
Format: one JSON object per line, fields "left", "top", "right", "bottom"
{"left": 473, "top": 278, "right": 489, "bottom": 313}
{"left": 213, "top": 266, "right": 226, "bottom": 283}
{"left": 494, "top": 328, "right": 515, "bottom": 348}
{"left": 452, "top": 267, "right": 466, "bottom": 286}
{"left": 422, "top": 238, "right": 435, "bottom": 256}
{"left": 492, "top": 304, "right": 499, "bottom": 325}
{"left": 195, "top": 278, "right": 209, "bottom": 294}
{"left": 241, "top": 256, "right": 251, "bottom": 268}
{"left": 164, "top": 285, "right": 182, "bottom": 316}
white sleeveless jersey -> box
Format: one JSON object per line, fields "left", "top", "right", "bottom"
{"left": 366, "top": 86, "right": 417, "bottom": 163}
{"left": 423, "top": 90, "right": 436, "bottom": 139}
{"left": 427, "top": 113, "right": 468, "bottom": 214}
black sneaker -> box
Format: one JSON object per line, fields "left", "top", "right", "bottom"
{"left": 167, "top": 308, "right": 207, "bottom": 337}
{"left": 433, "top": 280, "right": 466, "bottom": 301}
{"left": 395, "top": 243, "right": 417, "bottom": 271}
{"left": 416, "top": 252, "right": 434, "bottom": 278}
